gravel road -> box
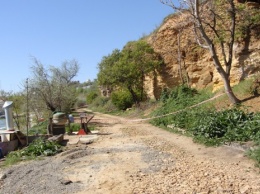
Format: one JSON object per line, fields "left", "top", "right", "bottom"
{"left": 0, "top": 111, "right": 260, "bottom": 194}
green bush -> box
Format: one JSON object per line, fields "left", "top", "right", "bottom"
{"left": 86, "top": 91, "right": 98, "bottom": 104}
{"left": 111, "top": 90, "right": 134, "bottom": 110}
{"left": 190, "top": 108, "right": 259, "bottom": 146}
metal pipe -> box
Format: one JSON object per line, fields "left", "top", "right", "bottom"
{"left": 2, "top": 101, "right": 14, "bottom": 131}
{"left": 26, "top": 78, "right": 29, "bottom": 145}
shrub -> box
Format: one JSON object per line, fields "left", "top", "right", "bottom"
{"left": 86, "top": 91, "right": 98, "bottom": 104}
{"left": 111, "top": 90, "right": 134, "bottom": 110}
{"left": 190, "top": 108, "right": 256, "bottom": 145}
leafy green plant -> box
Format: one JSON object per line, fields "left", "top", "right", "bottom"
{"left": 190, "top": 108, "right": 255, "bottom": 145}
{"left": 65, "top": 123, "right": 81, "bottom": 133}
{"left": 247, "top": 147, "right": 260, "bottom": 168}
{"left": 151, "top": 85, "right": 213, "bottom": 128}
{"left": 4, "top": 138, "right": 62, "bottom": 166}
{"left": 151, "top": 85, "right": 260, "bottom": 146}
{"left": 236, "top": 4, "right": 260, "bottom": 41}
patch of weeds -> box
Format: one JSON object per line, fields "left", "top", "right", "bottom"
{"left": 150, "top": 85, "right": 213, "bottom": 129}
{"left": 66, "top": 123, "right": 96, "bottom": 133}
{"left": 190, "top": 108, "right": 255, "bottom": 145}
{"left": 150, "top": 85, "right": 260, "bottom": 147}
{"left": 4, "top": 138, "right": 62, "bottom": 166}
{"left": 247, "top": 147, "right": 260, "bottom": 167}
{"left": 233, "top": 78, "right": 254, "bottom": 96}
{"left": 66, "top": 123, "right": 81, "bottom": 133}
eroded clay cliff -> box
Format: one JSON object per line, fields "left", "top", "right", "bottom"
{"left": 145, "top": 4, "right": 260, "bottom": 99}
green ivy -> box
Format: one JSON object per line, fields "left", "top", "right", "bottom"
{"left": 190, "top": 108, "right": 259, "bottom": 145}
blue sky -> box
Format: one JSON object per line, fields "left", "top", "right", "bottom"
{"left": 0, "top": 0, "right": 173, "bottom": 92}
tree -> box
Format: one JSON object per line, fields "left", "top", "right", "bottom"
{"left": 120, "top": 40, "right": 163, "bottom": 102}
{"left": 160, "top": 0, "right": 240, "bottom": 104}
{"left": 9, "top": 93, "right": 26, "bottom": 130}
{"left": 29, "top": 58, "right": 79, "bottom": 114}
{"left": 97, "top": 40, "right": 163, "bottom": 104}
{"left": 97, "top": 49, "right": 122, "bottom": 91}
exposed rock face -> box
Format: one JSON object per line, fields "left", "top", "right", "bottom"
{"left": 145, "top": 7, "right": 260, "bottom": 99}
{"left": 99, "top": 86, "right": 112, "bottom": 97}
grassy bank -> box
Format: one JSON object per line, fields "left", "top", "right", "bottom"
{"left": 148, "top": 84, "right": 260, "bottom": 166}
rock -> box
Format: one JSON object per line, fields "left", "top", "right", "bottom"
{"left": 60, "top": 179, "right": 73, "bottom": 185}
{"left": 240, "top": 185, "right": 251, "bottom": 193}
{"left": 0, "top": 173, "right": 7, "bottom": 180}
{"left": 5, "top": 169, "right": 14, "bottom": 175}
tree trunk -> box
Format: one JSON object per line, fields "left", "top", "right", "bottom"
{"left": 128, "top": 86, "right": 139, "bottom": 106}
{"left": 192, "top": 0, "right": 240, "bottom": 104}
{"left": 182, "top": 59, "right": 190, "bottom": 87}
{"left": 220, "top": 73, "right": 241, "bottom": 104}
{"left": 210, "top": 48, "right": 240, "bottom": 104}
{"left": 141, "top": 71, "right": 145, "bottom": 101}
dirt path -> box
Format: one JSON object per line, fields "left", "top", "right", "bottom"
{"left": 1, "top": 111, "right": 260, "bottom": 194}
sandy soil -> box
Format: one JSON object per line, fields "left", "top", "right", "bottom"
{"left": 1, "top": 110, "right": 260, "bottom": 194}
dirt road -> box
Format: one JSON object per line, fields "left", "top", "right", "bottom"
{"left": 1, "top": 111, "right": 260, "bottom": 194}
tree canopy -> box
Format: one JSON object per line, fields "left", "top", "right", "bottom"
{"left": 29, "top": 58, "right": 79, "bottom": 113}
{"left": 97, "top": 40, "right": 163, "bottom": 104}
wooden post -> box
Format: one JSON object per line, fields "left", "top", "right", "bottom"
{"left": 48, "top": 118, "right": 53, "bottom": 135}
